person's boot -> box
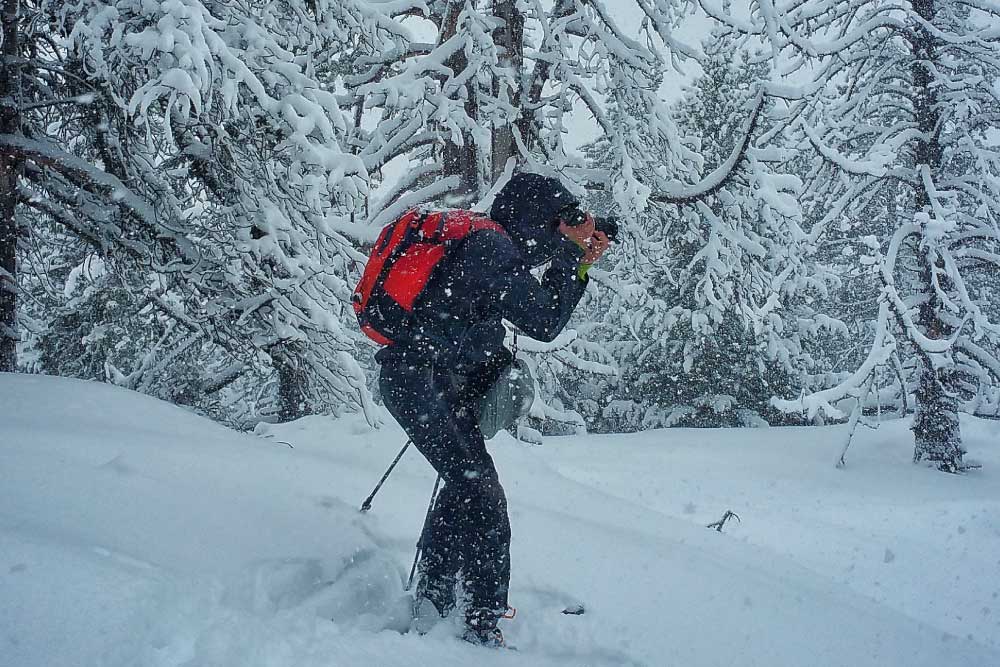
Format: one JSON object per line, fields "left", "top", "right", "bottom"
{"left": 462, "top": 608, "right": 506, "bottom": 648}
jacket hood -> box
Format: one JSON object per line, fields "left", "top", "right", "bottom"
{"left": 490, "top": 173, "right": 578, "bottom": 265}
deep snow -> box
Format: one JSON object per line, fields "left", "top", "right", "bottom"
{"left": 1, "top": 373, "right": 998, "bottom": 666}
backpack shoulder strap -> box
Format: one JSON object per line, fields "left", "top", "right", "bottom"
{"left": 437, "top": 211, "right": 508, "bottom": 242}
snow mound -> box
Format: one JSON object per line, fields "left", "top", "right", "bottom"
{"left": 1, "top": 375, "right": 412, "bottom": 666}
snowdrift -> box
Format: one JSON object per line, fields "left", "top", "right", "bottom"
{"left": 1, "top": 373, "right": 997, "bottom": 666}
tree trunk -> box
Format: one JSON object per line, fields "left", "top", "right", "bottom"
{"left": 909, "top": 0, "right": 965, "bottom": 471}
{"left": 0, "top": 0, "right": 21, "bottom": 372}
{"left": 913, "top": 342, "right": 964, "bottom": 470}
{"left": 274, "top": 345, "right": 309, "bottom": 423}
{"left": 439, "top": 1, "right": 479, "bottom": 205}
{"left": 516, "top": 0, "right": 573, "bottom": 156}
{"left": 491, "top": 0, "right": 524, "bottom": 182}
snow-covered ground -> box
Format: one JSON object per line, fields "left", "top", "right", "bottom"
{"left": 2, "top": 373, "right": 998, "bottom": 666}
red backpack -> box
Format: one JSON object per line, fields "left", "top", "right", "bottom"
{"left": 352, "top": 209, "right": 507, "bottom": 345}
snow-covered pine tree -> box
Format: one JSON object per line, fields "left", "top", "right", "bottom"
{"left": 703, "top": 0, "right": 1000, "bottom": 470}
{"left": 4, "top": 0, "right": 380, "bottom": 424}
{"left": 576, "top": 32, "right": 820, "bottom": 430}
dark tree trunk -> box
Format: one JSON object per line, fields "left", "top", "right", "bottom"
{"left": 440, "top": 0, "right": 479, "bottom": 205}
{"left": 491, "top": 0, "right": 524, "bottom": 182}
{"left": 516, "top": 0, "right": 572, "bottom": 156}
{"left": 0, "top": 0, "right": 21, "bottom": 372}
{"left": 908, "top": 0, "right": 965, "bottom": 471}
{"left": 274, "top": 345, "right": 309, "bottom": 423}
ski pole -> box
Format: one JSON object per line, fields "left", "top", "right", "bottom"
{"left": 359, "top": 440, "right": 411, "bottom": 512}
{"left": 406, "top": 474, "right": 442, "bottom": 591}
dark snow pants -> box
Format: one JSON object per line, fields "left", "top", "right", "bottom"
{"left": 379, "top": 359, "right": 511, "bottom": 619}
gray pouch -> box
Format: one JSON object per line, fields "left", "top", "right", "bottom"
{"left": 478, "top": 358, "right": 535, "bottom": 439}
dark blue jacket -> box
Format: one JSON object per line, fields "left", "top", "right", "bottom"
{"left": 376, "top": 174, "right": 588, "bottom": 372}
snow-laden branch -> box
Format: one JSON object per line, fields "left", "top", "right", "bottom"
{"left": 772, "top": 301, "right": 896, "bottom": 419}
{"left": 2, "top": 133, "right": 204, "bottom": 267}
{"left": 649, "top": 88, "right": 766, "bottom": 204}
{"left": 957, "top": 338, "right": 1000, "bottom": 382}
{"left": 696, "top": 0, "right": 759, "bottom": 35}
{"left": 633, "top": 0, "right": 700, "bottom": 61}
{"left": 880, "top": 223, "right": 954, "bottom": 357}
{"left": 803, "top": 124, "right": 896, "bottom": 178}
{"left": 693, "top": 200, "right": 768, "bottom": 257}
{"left": 940, "top": 248, "right": 1000, "bottom": 340}
{"left": 2, "top": 134, "right": 156, "bottom": 225}
{"left": 368, "top": 175, "right": 461, "bottom": 229}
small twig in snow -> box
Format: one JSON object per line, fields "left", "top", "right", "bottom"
{"left": 258, "top": 433, "right": 294, "bottom": 449}
{"left": 707, "top": 510, "right": 741, "bottom": 532}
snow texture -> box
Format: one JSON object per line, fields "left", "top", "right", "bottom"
{"left": 2, "top": 374, "right": 998, "bottom": 666}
